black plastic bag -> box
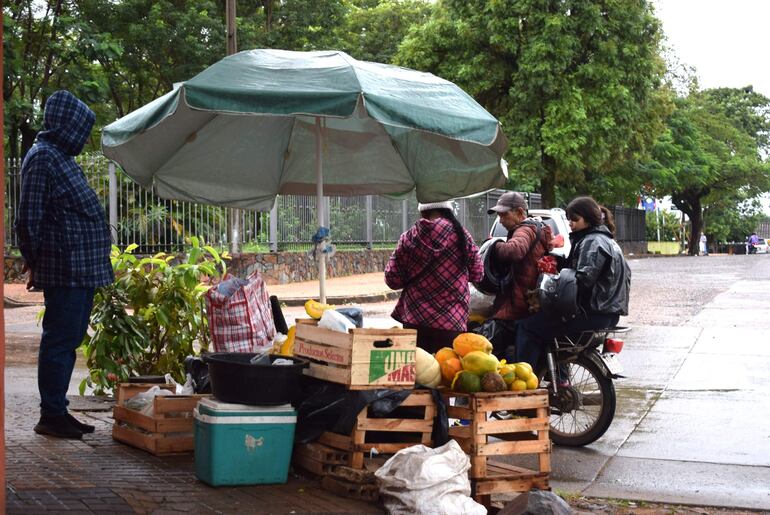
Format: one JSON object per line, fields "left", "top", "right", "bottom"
{"left": 294, "top": 378, "right": 448, "bottom": 446}
{"left": 184, "top": 356, "right": 211, "bottom": 394}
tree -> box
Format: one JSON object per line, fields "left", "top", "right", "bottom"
{"left": 640, "top": 88, "right": 770, "bottom": 255}
{"left": 3, "top": 1, "right": 94, "bottom": 159}
{"left": 395, "top": 0, "right": 671, "bottom": 207}
{"left": 340, "top": 0, "right": 433, "bottom": 64}
{"left": 645, "top": 209, "right": 680, "bottom": 242}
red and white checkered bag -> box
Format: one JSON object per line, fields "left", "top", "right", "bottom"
{"left": 205, "top": 271, "right": 276, "bottom": 353}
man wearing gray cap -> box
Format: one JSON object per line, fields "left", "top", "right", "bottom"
{"left": 485, "top": 192, "right": 553, "bottom": 357}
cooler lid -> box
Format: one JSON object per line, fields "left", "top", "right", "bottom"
{"left": 198, "top": 397, "right": 295, "bottom": 417}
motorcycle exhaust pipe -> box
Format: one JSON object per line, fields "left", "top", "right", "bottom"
{"left": 546, "top": 351, "right": 558, "bottom": 395}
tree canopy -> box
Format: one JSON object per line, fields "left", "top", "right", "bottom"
{"left": 3, "top": 0, "right": 433, "bottom": 159}
{"left": 395, "top": 0, "right": 671, "bottom": 207}
{"left": 638, "top": 87, "right": 770, "bottom": 253}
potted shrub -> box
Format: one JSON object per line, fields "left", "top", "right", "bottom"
{"left": 79, "top": 237, "right": 227, "bottom": 395}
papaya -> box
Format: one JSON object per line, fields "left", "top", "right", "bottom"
{"left": 440, "top": 357, "right": 463, "bottom": 385}
{"left": 452, "top": 333, "right": 493, "bottom": 357}
{"left": 461, "top": 351, "right": 499, "bottom": 376}
{"left": 304, "top": 299, "right": 334, "bottom": 319}
{"left": 451, "top": 371, "right": 482, "bottom": 393}
{"left": 435, "top": 347, "right": 459, "bottom": 364}
{"left": 481, "top": 372, "right": 507, "bottom": 392}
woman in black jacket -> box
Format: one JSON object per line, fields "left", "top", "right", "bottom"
{"left": 563, "top": 196, "right": 630, "bottom": 336}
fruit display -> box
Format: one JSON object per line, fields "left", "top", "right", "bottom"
{"left": 430, "top": 332, "right": 541, "bottom": 393}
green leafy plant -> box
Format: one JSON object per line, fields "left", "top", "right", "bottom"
{"left": 80, "top": 237, "right": 227, "bottom": 395}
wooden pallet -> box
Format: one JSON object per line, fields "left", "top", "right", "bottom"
{"left": 293, "top": 442, "right": 350, "bottom": 476}
{"left": 317, "top": 389, "right": 436, "bottom": 469}
{"left": 112, "top": 383, "right": 209, "bottom": 456}
{"left": 442, "top": 389, "right": 551, "bottom": 507}
{"left": 293, "top": 318, "right": 417, "bottom": 389}
{"left": 294, "top": 442, "right": 381, "bottom": 502}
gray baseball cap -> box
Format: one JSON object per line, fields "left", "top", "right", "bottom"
{"left": 487, "top": 192, "right": 528, "bottom": 214}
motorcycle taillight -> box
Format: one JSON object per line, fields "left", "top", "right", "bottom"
{"left": 603, "top": 338, "right": 624, "bottom": 354}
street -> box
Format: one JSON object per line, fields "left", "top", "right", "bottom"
{"left": 4, "top": 253, "right": 770, "bottom": 511}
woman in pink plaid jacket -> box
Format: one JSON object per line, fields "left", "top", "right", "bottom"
{"left": 385, "top": 201, "right": 483, "bottom": 353}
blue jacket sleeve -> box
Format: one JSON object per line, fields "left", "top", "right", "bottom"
{"left": 15, "top": 151, "right": 50, "bottom": 267}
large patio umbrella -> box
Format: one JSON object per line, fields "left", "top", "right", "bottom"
{"left": 102, "top": 49, "right": 508, "bottom": 301}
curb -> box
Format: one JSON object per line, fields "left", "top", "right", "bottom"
{"left": 278, "top": 290, "right": 400, "bottom": 307}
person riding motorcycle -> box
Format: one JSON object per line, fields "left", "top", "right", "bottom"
{"left": 514, "top": 196, "right": 630, "bottom": 370}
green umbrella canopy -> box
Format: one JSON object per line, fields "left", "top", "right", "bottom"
{"left": 102, "top": 49, "right": 508, "bottom": 211}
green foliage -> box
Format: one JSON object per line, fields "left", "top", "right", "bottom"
{"left": 639, "top": 88, "right": 770, "bottom": 253}
{"left": 704, "top": 198, "right": 765, "bottom": 243}
{"left": 80, "top": 237, "right": 227, "bottom": 396}
{"left": 339, "top": 0, "right": 433, "bottom": 63}
{"left": 395, "top": 0, "right": 671, "bottom": 206}
{"left": 645, "top": 209, "right": 681, "bottom": 242}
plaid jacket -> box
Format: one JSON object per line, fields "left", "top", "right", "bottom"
{"left": 15, "top": 91, "right": 114, "bottom": 288}
{"left": 385, "top": 218, "right": 483, "bottom": 331}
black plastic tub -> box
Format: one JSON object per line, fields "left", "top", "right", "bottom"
{"left": 202, "top": 353, "right": 309, "bottom": 406}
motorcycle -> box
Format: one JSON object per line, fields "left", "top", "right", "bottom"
{"left": 470, "top": 314, "right": 629, "bottom": 447}
{"left": 536, "top": 325, "right": 630, "bottom": 447}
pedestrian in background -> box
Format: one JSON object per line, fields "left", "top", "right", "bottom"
{"left": 385, "top": 201, "right": 483, "bottom": 353}
{"left": 15, "top": 91, "right": 114, "bottom": 439}
{"left": 699, "top": 233, "right": 708, "bottom": 256}
{"left": 748, "top": 232, "right": 759, "bottom": 254}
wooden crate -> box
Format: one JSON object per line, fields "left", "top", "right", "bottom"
{"left": 293, "top": 318, "right": 417, "bottom": 389}
{"left": 112, "top": 383, "right": 208, "bottom": 455}
{"left": 442, "top": 389, "right": 551, "bottom": 507}
{"left": 317, "top": 389, "right": 436, "bottom": 469}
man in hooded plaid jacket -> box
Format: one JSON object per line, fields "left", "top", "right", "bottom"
{"left": 15, "top": 91, "right": 114, "bottom": 439}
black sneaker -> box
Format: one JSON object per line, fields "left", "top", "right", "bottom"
{"left": 66, "top": 413, "right": 95, "bottom": 434}
{"left": 34, "top": 415, "right": 83, "bottom": 439}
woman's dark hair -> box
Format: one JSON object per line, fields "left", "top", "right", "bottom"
{"left": 424, "top": 208, "right": 468, "bottom": 261}
{"left": 565, "top": 196, "right": 616, "bottom": 235}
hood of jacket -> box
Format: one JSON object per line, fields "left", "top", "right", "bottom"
{"left": 404, "top": 218, "right": 459, "bottom": 260}
{"left": 36, "top": 90, "right": 95, "bottom": 156}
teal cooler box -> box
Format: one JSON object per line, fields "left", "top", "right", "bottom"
{"left": 194, "top": 398, "right": 297, "bottom": 486}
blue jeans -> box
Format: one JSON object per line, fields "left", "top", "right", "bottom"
{"left": 39, "top": 287, "right": 95, "bottom": 416}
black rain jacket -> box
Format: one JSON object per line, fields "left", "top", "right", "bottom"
{"left": 567, "top": 225, "right": 630, "bottom": 316}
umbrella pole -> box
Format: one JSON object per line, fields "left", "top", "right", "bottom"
{"left": 316, "top": 117, "right": 326, "bottom": 304}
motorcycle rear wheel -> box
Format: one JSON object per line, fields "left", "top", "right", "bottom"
{"left": 540, "top": 354, "right": 616, "bottom": 447}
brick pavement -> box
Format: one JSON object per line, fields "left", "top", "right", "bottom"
{"left": 4, "top": 367, "right": 383, "bottom": 514}
{"left": 2, "top": 273, "right": 397, "bottom": 513}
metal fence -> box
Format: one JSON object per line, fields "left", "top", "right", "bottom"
{"left": 4, "top": 156, "right": 644, "bottom": 252}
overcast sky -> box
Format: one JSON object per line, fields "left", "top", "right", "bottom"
{"left": 652, "top": 0, "right": 770, "bottom": 98}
